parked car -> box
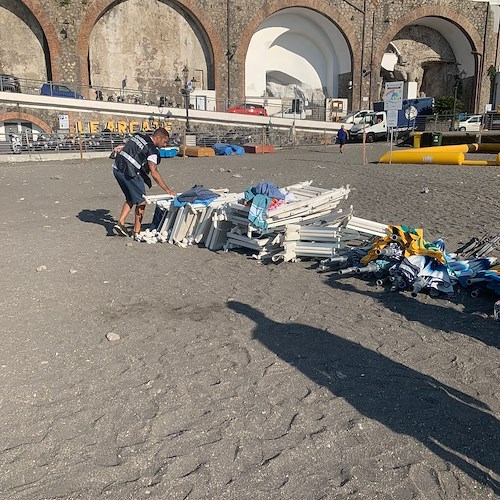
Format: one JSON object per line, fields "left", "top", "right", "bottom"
{"left": 0, "top": 74, "right": 21, "bottom": 93}
{"left": 457, "top": 114, "right": 482, "bottom": 132}
{"left": 227, "top": 103, "right": 268, "bottom": 116}
{"left": 40, "top": 82, "right": 84, "bottom": 99}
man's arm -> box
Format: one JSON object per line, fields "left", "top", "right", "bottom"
{"left": 148, "top": 161, "right": 176, "bottom": 196}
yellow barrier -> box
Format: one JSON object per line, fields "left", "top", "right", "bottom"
{"left": 379, "top": 150, "right": 465, "bottom": 165}
{"left": 462, "top": 152, "right": 500, "bottom": 166}
{"left": 407, "top": 144, "right": 477, "bottom": 153}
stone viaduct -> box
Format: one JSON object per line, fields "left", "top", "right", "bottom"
{"left": 0, "top": 0, "right": 498, "bottom": 122}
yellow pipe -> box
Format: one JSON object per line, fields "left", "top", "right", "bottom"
{"left": 409, "top": 144, "right": 477, "bottom": 153}
{"left": 462, "top": 160, "right": 499, "bottom": 166}
{"left": 462, "top": 152, "right": 500, "bottom": 166}
{"left": 379, "top": 151, "right": 465, "bottom": 165}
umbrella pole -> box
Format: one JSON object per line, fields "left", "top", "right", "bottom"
{"left": 389, "top": 127, "right": 394, "bottom": 165}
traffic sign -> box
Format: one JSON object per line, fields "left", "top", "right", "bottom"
{"left": 384, "top": 82, "right": 404, "bottom": 110}
{"left": 387, "top": 109, "right": 399, "bottom": 128}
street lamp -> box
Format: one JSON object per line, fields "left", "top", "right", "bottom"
{"left": 175, "top": 66, "right": 197, "bottom": 132}
{"left": 451, "top": 69, "right": 467, "bottom": 131}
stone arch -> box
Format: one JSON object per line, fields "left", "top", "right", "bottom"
{"left": 375, "top": 8, "right": 483, "bottom": 65}
{"left": 0, "top": 112, "right": 52, "bottom": 132}
{"left": 373, "top": 6, "right": 483, "bottom": 105}
{"left": 16, "top": 0, "right": 62, "bottom": 81}
{"left": 75, "top": 0, "right": 224, "bottom": 98}
{"left": 238, "top": 0, "right": 361, "bottom": 103}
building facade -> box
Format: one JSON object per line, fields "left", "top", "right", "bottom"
{"left": 0, "top": 0, "right": 499, "bottom": 118}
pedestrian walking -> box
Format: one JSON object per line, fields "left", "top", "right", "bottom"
{"left": 337, "top": 125, "right": 349, "bottom": 153}
{"left": 112, "top": 128, "right": 176, "bottom": 238}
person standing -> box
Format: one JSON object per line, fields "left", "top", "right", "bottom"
{"left": 112, "top": 127, "right": 175, "bottom": 238}
{"left": 337, "top": 125, "right": 349, "bottom": 153}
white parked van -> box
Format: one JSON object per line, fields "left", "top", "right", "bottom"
{"left": 341, "top": 110, "right": 374, "bottom": 125}
{"left": 349, "top": 111, "right": 387, "bottom": 142}
{"left": 457, "top": 115, "right": 482, "bottom": 132}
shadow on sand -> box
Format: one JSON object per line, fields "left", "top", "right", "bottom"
{"left": 228, "top": 300, "right": 499, "bottom": 494}
{"left": 77, "top": 208, "right": 116, "bottom": 236}
{"left": 329, "top": 280, "right": 499, "bottom": 349}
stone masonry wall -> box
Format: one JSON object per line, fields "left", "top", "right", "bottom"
{"left": 0, "top": 0, "right": 497, "bottom": 112}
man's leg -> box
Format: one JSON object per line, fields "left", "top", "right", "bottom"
{"left": 113, "top": 170, "right": 134, "bottom": 235}
{"left": 119, "top": 201, "right": 132, "bottom": 225}
{"left": 134, "top": 202, "right": 146, "bottom": 234}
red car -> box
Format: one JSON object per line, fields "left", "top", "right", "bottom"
{"left": 227, "top": 103, "right": 268, "bottom": 116}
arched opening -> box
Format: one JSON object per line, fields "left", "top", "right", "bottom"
{"left": 87, "top": 0, "right": 215, "bottom": 105}
{"left": 0, "top": 0, "right": 52, "bottom": 82}
{"left": 379, "top": 16, "right": 481, "bottom": 112}
{"left": 246, "top": 7, "right": 352, "bottom": 103}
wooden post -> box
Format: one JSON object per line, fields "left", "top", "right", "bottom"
{"left": 79, "top": 134, "right": 83, "bottom": 164}
{"left": 262, "top": 126, "right": 265, "bottom": 154}
{"left": 362, "top": 127, "right": 367, "bottom": 165}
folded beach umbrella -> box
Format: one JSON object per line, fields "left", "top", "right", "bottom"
{"left": 447, "top": 257, "right": 497, "bottom": 287}
{"left": 418, "top": 256, "right": 454, "bottom": 295}
{"left": 482, "top": 269, "right": 500, "bottom": 295}
{"left": 361, "top": 226, "right": 446, "bottom": 265}
{"left": 390, "top": 253, "right": 453, "bottom": 296}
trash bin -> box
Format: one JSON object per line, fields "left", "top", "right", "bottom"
{"left": 413, "top": 132, "right": 422, "bottom": 148}
{"left": 431, "top": 132, "right": 442, "bottom": 146}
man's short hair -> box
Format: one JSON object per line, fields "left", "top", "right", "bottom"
{"left": 153, "top": 127, "right": 170, "bottom": 138}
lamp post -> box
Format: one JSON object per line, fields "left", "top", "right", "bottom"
{"left": 452, "top": 78, "right": 459, "bottom": 131}
{"left": 451, "top": 70, "right": 466, "bottom": 131}
{"left": 175, "top": 66, "right": 197, "bottom": 132}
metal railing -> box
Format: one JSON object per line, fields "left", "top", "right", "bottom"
{"left": 0, "top": 130, "right": 131, "bottom": 156}
{"left": 0, "top": 122, "right": 342, "bottom": 157}
{"left": 0, "top": 77, "right": 342, "bottom": 121}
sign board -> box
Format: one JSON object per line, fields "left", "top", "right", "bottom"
{"left": 58, "top": 114, "right": 70, "bottom": 130}
{"left": 387, "top": 109, "right": 399, "bottom": 128}
{"left": 384, "top": 82, "right": 404, "bottom": 110}
{"left": 404, "top": 105, "right": 418, "bottom": 121}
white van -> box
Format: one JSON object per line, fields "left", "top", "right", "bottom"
{"left": 341, "top": 110, "right": 374, "bottom": 124}
{"left": 349, "top": 111, "right": 388, "bottom": 142}
{"left": 457, "top": 115, "right": 482, "bottom": 132}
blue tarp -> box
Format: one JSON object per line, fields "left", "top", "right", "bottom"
{"left": 231, "top": 144, "right": 245, "bottom": 155}
{"left": 213, "top": 143, "right": 233, "bottom": 155}
{"left": 212, "top": 143, "right": 245, "bottom": 156}
{"left": 159, "top": 147, "right": 179, "bottom": 158}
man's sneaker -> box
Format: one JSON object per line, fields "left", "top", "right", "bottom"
{"left": 113, "top": 223, "right": 129, "bottom": 237}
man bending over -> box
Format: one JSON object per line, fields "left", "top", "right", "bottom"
{"left": 112, "top": 127, "right": 176, "bottom": 237}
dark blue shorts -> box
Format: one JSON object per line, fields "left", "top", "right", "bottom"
{"left": 113, "top": 168, "right": 146, "bottom": 206}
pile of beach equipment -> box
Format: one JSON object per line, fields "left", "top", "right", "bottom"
{"left": 320, "top": 225, "right": 500, "bottom": 299}
{"left": 139, "top": 180, "right": 499, "bottom": 302}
